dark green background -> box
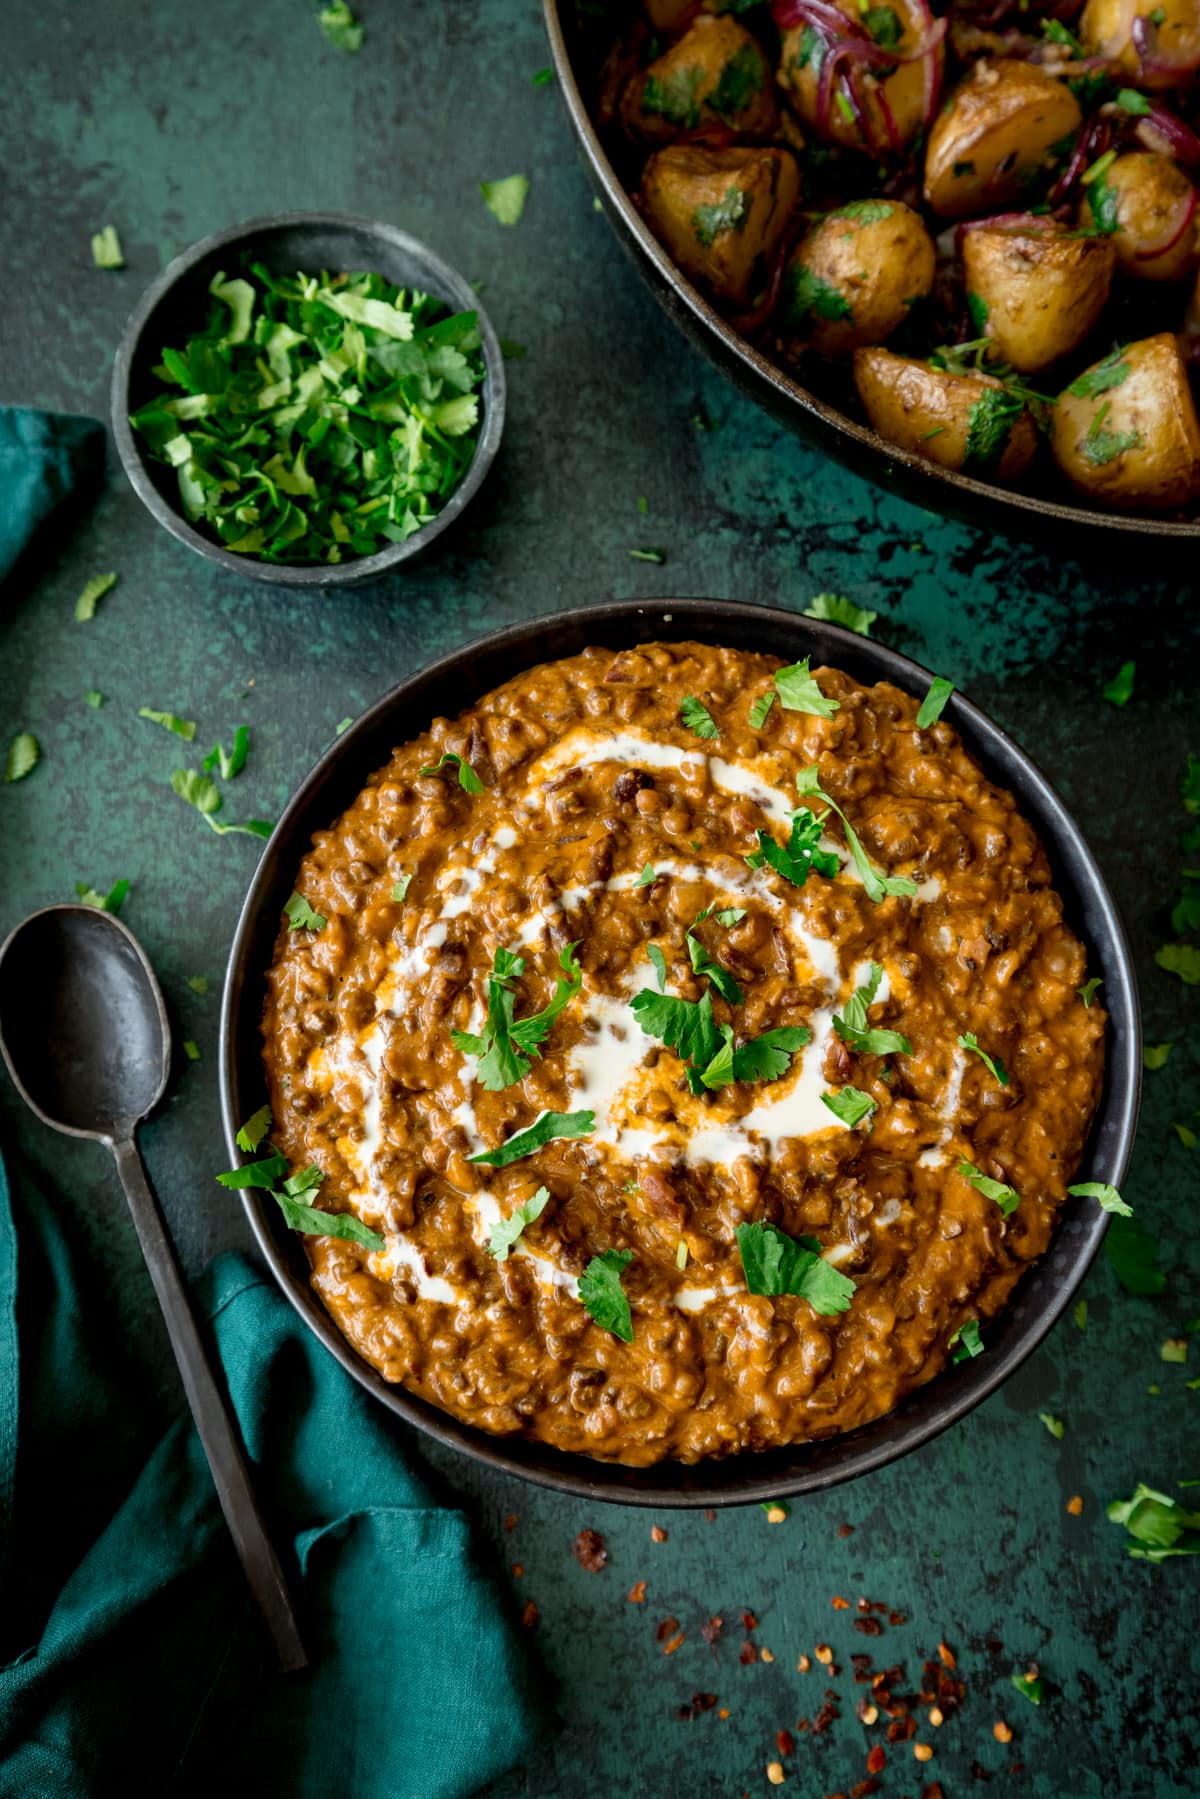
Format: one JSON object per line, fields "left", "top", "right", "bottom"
{"left": 3, "top": 3, "right": 1198, "bottom": 1794}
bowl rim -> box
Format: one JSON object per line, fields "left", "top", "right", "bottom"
{"left": 219, "top": 596, "right": 1141, "bottom": 1506}
{"left": 541, "top": 0, "right": 1200, "bottom": 541}
{"left": 110, "top": 210, "right": 507, "bottom": 587}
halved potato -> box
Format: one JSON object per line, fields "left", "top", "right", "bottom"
{"left": 924, "top": 60, "right": 1082, "bottom": 218}
{"left": 961, "top": 218, "right": 1116, "bottom": 371}
{"left": 642, "top": 144, "right": 801, "bottom": 306}
{"left": 1079, "top": 0, "right": 1200, "bottom": 91}
{"left": 778, "top": 200, "right": 935, "bottom": 357}
{"left": 645, "top": 0, "right": 703, "bottom": 32}
{"left": 778, "top": 0, "right": 941, "bottom": 155}
{"left": 855, "top": 347, "right": 1039, "bottom": 479}
{"left": 622, "top": 14, "right": 778, "bottom": 144}
{"left": 1079, "top": 152, "right": 1199, "bottom": 283}
{"left": 1051, "top": 331, "right": 1200, "bottom": 508}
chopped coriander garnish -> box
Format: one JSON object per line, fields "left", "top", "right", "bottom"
{"left": 1161, "top": 1337, "right": 1189, "bottom": 1364}
{"left": 1012, "top": 1669, "right": 1045, "bottom": 1704}
{"left": 284, "top": 891, "right": 327, "bottom": 932}
{"left": 830, "top": 198, "right": 895, "bottom": 224}
{"left": 964, "top": 388, "right": 1024, "bottom": 472}
{"left": 480, "top": 175, "right": 530, "bottom": 226}
{"left": 680, "top": 695, "right": 719, "bottom": 739}
{"left": 1066, "top": 349, "right": 1130, "bottom": 399}
{"left": 532, "top": 66, "right": 554, "bottom": 87}
{"left": 183, "top": 1040, "right": 201, "bottom": 1062}
{"left": 724, "top": 1026, "right": 810, "bottom": 1086}
{"left": 821, "top": 1086, "right": 876, "bottom": 1129}
{"left": 748, "top": 689, "right": 775, "bottom": 729}
{"left": 774, "top": 656, "right": 839, "bottom": 718}
{"left": 1074, "top": 1299, "right": 1088, "bottom": 1331}
{"left": 796, "top": 765, "right": 917, "bottom": 903}
{"left": 468, "top": 1108, "right": 595, "bottom": 1167}
{"left": 236, "top": 1105, "right": 273, "bottom": 1152}
{"left": 675, "top": 1239, "right": 688, "bottom": 1270}
{"left": 317, "top": 0, "right": 363, "bottom": 51}
{"left": 958, "top": 1031, "right": 1008, "bottom": 1086}
{"left": 1068, "top": 1180, "right": 1132, "bottom": 1216}
{"left": 579, "top": 1248, "right": 634, "bottom": 1341}
{"left": 735, "top": 1220, "right": 855, "bottom": 1314}
{"left": 486, "top": 1187, "right": 550, "bottom": 1260}
{"left": 75, "top": 877, "right": 129, "bottom": 913}
{"left": 203, "top": 725, "right": 249, "bottom": 779}
{"left": 218, "top": 1138, "right": 384, "bottom": 1249}
{"left": 916, "top": 676, "right": 955, "bottom": 728}
{"left": 420, "top": 751, "right": 484, "bottom": 794}
{"left": 5, "top": 733, "right": 38, "bottom": 783}
{"left": 693, "top": 184, "right": 750, "bottom": 248}
{"left": 91, "top": 225, "right": 125, "bottom": 268}
{"left": 1077, "top": 977, "right": 1103, "bottom": 1007}
{"left": 1105, "top": 1213, "right": 1164, "bottom": 1293}
{"left": 949, "top": 1317, "right": 983, "bottom": 1362}
{"left": 1082, "top": 400, "right": 1140, "bottom": 468}
{"left": 85, "top": 690, "right": 104, "bottom": 708}
{"left": 630, "top": 547, "right": 666, "bottom": 563}
{"left": 685, "top": 930, "right": 742, "bottom": 1004}
{"left": 75, "top": 572, "right": 117, "bottom": 621}
{"left": 835, "top": 963, "right": 911, "bottom": 1056}
{"left": 186, "top": 974, "right": 209, "bottom": 995}
{"left": 803, "top": 592, "right": 876, "bottom": 635}
{"left": 959, "top": 1159, "right": 1020, "bottom": 1215}
{"left": 746, "top": 805, "right": 839, "bottom": 890}
{"left": 1038, "top": 1414, "right": 1064, "bottom": 1442}
{"left": 1143, "top": 1042, "right": 1172, "bottom": 1070}
{"left": 714, "top": 907, "right": 746, "bottom": 928}
{"left": 392, "top": 874, "right": 412, "bottom": 902}
{"left": 631, "top": 984, "right": 721, "bottom": 1090}
{"left": 783, "top": 264, "right": 854, "bottom": 327}
{"left": 647, "top": 943, "right": 668, "bottom": 991}
{"left": 967, "top": 290, "right": 989, "bottom": 334}
{"left": 634, "top": 863, "right": 656, "bottom": 889}
{"left": 1176, "top": 1122, "right": 1198, "bottom": 1150}
{"left": 1155, "top": 943, "right": 1200, "bottom": 985}
{"left": 170, "top": 768, "right": 272, "bottom": 839}
{"left": 217, "top": 1149, "right": 290, "bottom": 1189}
{"left": 1107, "top": 1483, "right": 1200, "bottom": 1561}
{"left": 139, "top": 706, "right": 196, "bottom": 741}
{"left": 1101, "top": 660, "right": 1136, "bottom": 707}
{"left": 453, "top": 942, "right": 582, "bottom": 1090}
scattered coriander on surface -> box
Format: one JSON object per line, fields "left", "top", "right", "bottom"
{"left": 1107, "top": 1483, "right": 1200, "bottom": 1561}
{"left": 74, "top": 878, "right": 130, "bottom": 912}
{"left": 1073, "top": 1299, "right": 1088, "bottom": 1331}
{"left": 1068, "top": 1180, "right": 1131, "bottom": 1215}
{"left": 316, "top": 1, "right": 363, "bottom": 51}
{"left": 85, "top": 690, "right": 104, "bottom": 708}
{"left": 629, "top": 547, "right": 666, "bottom": 563}
{"left": 139, "top": 706, "right": 196, "bottom": 741}
{"left": 203, "top": 725, "right": 249, "bottom": 781}
{"left": 1155, "top": 943, "right": 1200, "bottom": 985}
{"left": 186, "top": 975, "right": 208, "bottom": 995}
{"left": 1162, "top": 1337, "right": 1189, "bottom": 1363}
{"left": 1174, "top": 1121, "right": 1197, "bottom": 1150}
{"left": 183, "top": 1040, "right": 201, "bottom": 1062}
{"left": 91, "top": 225, "right": 124, "bottom": 268}
{"left": 802, "top": 592, "right": 876, "bottom": 635}
{"left": 1144, "top": 1042, "right": 1173, "bottom": 1070}
{"left": 1101, "top": 660, "right": 1136, "bottom": 707}
{"left": 170, "top": 768, "right": 272, "bottom": 838}
{"left": 746, "top": 805, "right": 839, "bottom": 890}
{"left": 5, "top": 734, "right": 39, "bottom": 784}
{"left": 1011, "top": 1670, "right": 1044, "bottom": 1704}
{"left": 1038, "top": 1413, "right": 1065, "bottom": 1440}
{"left": 532, "top": 66, "right": 553, "bottom": 85}
{"left": 481, "top": 174, "right": 530, "bottom": 226}
{"left": 335, "top": 717, "right": 354, "bottom": 736}
{"left": 75, "top": 572, "right": 117, "bottom": 621}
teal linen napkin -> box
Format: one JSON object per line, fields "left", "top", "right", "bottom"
{"left": 0, "top": 407, "right": 106, "bottom": 582}
{"left": 0, "top": 1151, "right": 546, "bottom": 1798}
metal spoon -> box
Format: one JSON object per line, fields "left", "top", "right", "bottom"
{"left": 0, "top": 904, "right": 306, "bottom": 1672}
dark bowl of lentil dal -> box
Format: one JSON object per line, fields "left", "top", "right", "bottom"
{"left": 219, "top": 598, "right": 1139, "bottom": 1505}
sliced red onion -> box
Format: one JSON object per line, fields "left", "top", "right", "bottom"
{"left": 1133, "top": 183, "right": 1197, "bottom": 258}
{"left": 1134, "top": 103, "right": 1200, "bottom": 165}
{"left": 1131, "top": 9, "right": 1200, "bottom": 79}
{"left": 1049, "top": 116, "right": 1110, "bottom": 204}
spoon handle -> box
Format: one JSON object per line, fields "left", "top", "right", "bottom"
{"left": 111, "top": 1136, "right": 308, "bottom": 1673}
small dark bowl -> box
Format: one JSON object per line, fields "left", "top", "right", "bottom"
{"left": 543, "top": 0, "right": 1200, "bottom": 550}
{"left": 111, "top": 212, "right": 506, "bottom": 588}
{"left": 220, "top": 598, "right": 1140, "bottom": 1505}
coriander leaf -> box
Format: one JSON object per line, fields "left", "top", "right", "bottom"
{"left": 1082, "top": 399, "right": 1140, "bottom": 467}
{"left": 821, "top": 1086, "right": 876, "bottom": 1128}
{"left": 91, "top": 224, "right": 124, "bottom": 268}
{"left": 1162, "top": 1336, "right": 1188, "bottom": 1363}
{"left": 948, "top": 1317, "right": 983, "bottom": 1362}
{"left": 746, "top": 805, "right": 839, "bottom": 889}
{"left": 647, "top": 943, "right": 668, "bottom": 991}
{"left": 468, "top": 1108, "right": 595, "bottom": 1167}
{"left": 578, "top": 1248, "right": 634, "bottom": 1341}
{"left": 1105, "top": 1212, "right": 1164, "bottom": 1293}
{"left": 532, "top": 67, "right": 553, "bottom": 87}
{"left": 634, "top": 863, "right": 656, "bottom": 889}
{"left": 1066, "top": 349, "right": 1130, "bottom": 399}
{"left": 481, "top": 175, "right": 530, "bottom": 226}
{"left": 455, "top": 942, "right": 583, "bottom": 1090}
{"left": 75, "top": 878, "right": 129, "bottom": 913}
{"left": 236, "top": 1105, "right": 273, "bottom": 1152}
{"left": 916, "top": 675, "right": 955, "bottom": 728}
{"left": 1116, "top": 86, "right": 1152, "bottom": 113}
{"left": 967, "top": 290, "right": 989, "bottom": 334}
{"left": 139, "top": 706, "right": 196, "bottom": 741}
{"left": 1078, "top": 977, "right": 1103, "bottom": 1006}
{"left": 835, "top": 963, "right": 911, "bottom": 1056}
{"left": 958, "top": 1158, "right": 1020, "bottom": 1215}
{"left": 715, "top": 907, "right": 747, "bottom": 927}
{"left": 75, "top": 572, "right": 117, "bottom": 621}
{"left": 85, "top": 690, "right": 104, "bottom": 708}
{"left": 275, "top": 1189, "right": 384, "bottom": 1248}
{"left": 487, "top": 1187, "right": 551, "bottom": 1260}
{"left": 1074, "top": 1299, "right": 1088, "bottom": 1330}
{"left": 1087, "top": 168, "right": 1121, "bottom": 235}
{"left": 631, "top": 985, "right": 721, "bottom": 1071}
{"left": 1107, "top": 1483, "right": 1200, "bottom": 1560}
{"left": 317, "top": 1, "right": 364, "bottom": 51}
{"left": 392, "top": 874, "right": 412, "bottom": 902}
{"left": 831, "top": 199, "right": 895, "bottom": 224}
{"left": 1101, "top": 660, "right": 1135, "bottom": 707}
{"left": 284, "top": 891, "right": 327, "bottom": 932}
{"left": 203, "top": 724, "right": 250, "bottom": 779}
{"left": 730, "top": 1025, "right": 811, "bottom": 1084}
{"left": 1156, "top": 943, "right": 1200, "bottom": 985}
{"left": 749, "top": 689, "right": 775, "bottom": 729}
{"left": 803, "top": 592, "right": 876, "bottom": 635}
{"left": 958, "top": 1031, "right": 1008, "bottom": 1086}
{"left": 774, "top": 656, "right": 839, "bottom": 718}
{"left": 1068, "top": 1180, "right": 1132, "bottom": 1216}
{"left": 795, "top": 766, "right": 917, "bottom": 902}
{"left": 693, "top": 184, "right": 750, "bottom": 249}
{"left": 735, "top": 1220, "right": 855, "bottom": 1314}
{"left": 1012, "top": 1669, "right": 1045, "bottom": 1705}
{"left": 680, "top": 695, "right": 720, "bottom": 739}
{"left": 5, "top": 733, "right": 38, "bottom": 783}
{"left": 783, "top": 264, "right": 853, "bottom": 328}
{"left": 1144, "top": 1042, "right": 1173, "bottom": 1070}
{"left": 183, "top": 1040, "right": 201, "bottom": 1062}
{"left": 641, "top": 64, "right": 704, "bottom": 127}
{"left": 1038, "top": 1415, "right": 1064, "bottom": 1442}
{"left": 420, "top": 750, "right": 485, "bottom": 794}
{"left": 216, "top": 1150, "right": 289, "bottom": 1189}
{"left": 630, "top": 547, "right": 666, "bottom": 563}
{"left": 710, "top": 41, "right": 767, "bottom": 116}
{"left": 186, "top": 975, "right": 208, "bottom": 995}
{"left": 698, "top": 1023, "right": 736, "bottom": 1090}
{"left": 1175, "top": 1122, "right": 1197, "bottom": 1150}
{"left": 686, "top": 931, "right": 743, "bottom": 1004}
{"left": 862, "top": 5, "right": 902, "bottom": 47}
{"left": 964, "top": 388, "right": 1024, "bottom": 472}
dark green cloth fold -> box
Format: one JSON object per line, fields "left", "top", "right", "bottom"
{"left": 0, "top": 408, "right": 106, "bottom": 583}
{"left": 0, "top": 1154, "right": 545, "bottom": 1798}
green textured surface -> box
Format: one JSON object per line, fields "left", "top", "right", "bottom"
{"left": 3, "top": 3, "right": 1199, "bottom": 1795}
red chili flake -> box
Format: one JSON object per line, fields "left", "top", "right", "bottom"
{"left": 662, "top": 1633, "right": 685, "bottom": 1656}
{"left": 676, "top": 1704, "right": 694, "bottom": 1722}
{"left": 573, "top": 1528, "right": 608, "bottom": 1572}
{"left": 888, "top": 1612, "right": 907, "bottom": 1626}
{"left": 651, "top": 1524, "right": 668, "bottom": 1543}
{"left": 937, "top": 1641, "right": 956, "bottom": 1671}
{"left": 627, "top": 1581, "right": 647, "bottom": 1604}
{"left": 656, "top": 1616, "right": 680, "bottom": 1642}
{"left": 922, "top": 1784, "right": 946, "bottom": 1799}
{"left": 742, "top": 1610, "right": 759, "bottom": 1632}
{"left": 866, "top": 1745, "right": 886, "bottom": 1775}
{"left": 851, "top": 1654, "right": 874, "bottom": 1682}
{"left": 857, "top": 1597, "right": 872, "bottom": 1613}
{"left": 705, "top": 1507, "right": 716, "bottom": 1523}
{"left": 702, "top": 1616, "right": 724, "bottom": 1648}
{"left": 512, "top": 1563, "right": 524, "bottom": 1578}
{"left": 796, "top": 1717, "right": 810, "bottom": 1733}
{"left": 777, "top": 1728, "right": 796, "bottom": 1756}
{"left": 832, "top": 1595, "right": 851, "bottom": 1610}
{"left": 838, "top": 1523, "right": 855, "bottom": 1538}
{"left": 870, "top": 1601, "right": 889, "bottom": 1615}
{"left": 812, "top": 1700, "right": 841, "bottom": 1735}
{"left": 693, "top": 1692, "right": 719, "bottom": 1713}
{"left": 739, "top": 1641, "right": 758, "bottom": 1665}
{"left": 887, "top": 1716, "right": 917, "bottom": 1744}
{"left": 854, "top": 1617, "right": 885, "bottom": 1638}
{"left": 521, "top": 1600, "right": 538, "bottom": 1629}
{"left": 849, "top": 1782, "right": 882, "bottom": 1799}
{"left": 503, "top": 1513, "right": 518, "bottom": 1532}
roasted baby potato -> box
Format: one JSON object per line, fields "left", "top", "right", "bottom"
{"left": 1079, "top": 152, "right": 1199, "bottom": 283}
{"left": 642, "top": 144, "right": 801, "bottom": 306}
{"left": 778, "top": 199, "right": 935, "bottom": 356}
{"left": 1079, "top": 0, "right": 1200, "bottom": 90}
{"left": 623, "top": 15, "right": 779, "bottom": 144}
{"left": 1051, "top": 331, "right": 1200, "bottom": 507}
{"left": 961, "top": 218, "right": 1116, "bottom": 372}
{"left": 645, "top": 0, "right": 704, "bottom": 32}
{"left": 778, "top": 0, "right": 941, "bottom": 155}
{"left": 854, "top": 347, "right": 1039, "bottom": 479}
{"left": 924, "top": 60, "right": 1081, "bottom": 218}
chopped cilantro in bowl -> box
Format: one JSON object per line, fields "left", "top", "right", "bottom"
{"left": 112, "top": 215, "right": 506, "bottom": 586}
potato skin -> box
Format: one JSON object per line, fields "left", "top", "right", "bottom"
{"left": 642, "top": 144, "right": 801, "bottom": 306}
{"left": 961, "top": 220, "right": 1116, "bottom": 372}
{"left": 1079, "top": 152, "right": 1200, "bottom": 283}
{"left": 924, "top": 59, "right": 1082, "bottom": 218}
{"left": 1051, "top": 332, "right": 1200, "bottom": 508}
{"left": 623, "top": 15, "right": 779, "bottom": 144}
{"left": 1080, "top": 0, "right": 1200, "bottom": 90}
{"left": 778, "top": 201, "right": 935, "bottom": 356}
{"left": 854, "top": 347, "right": 1039, "bottom": 479}
{"left": 778, "top": 0, "right": 940, "bottom": 154}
